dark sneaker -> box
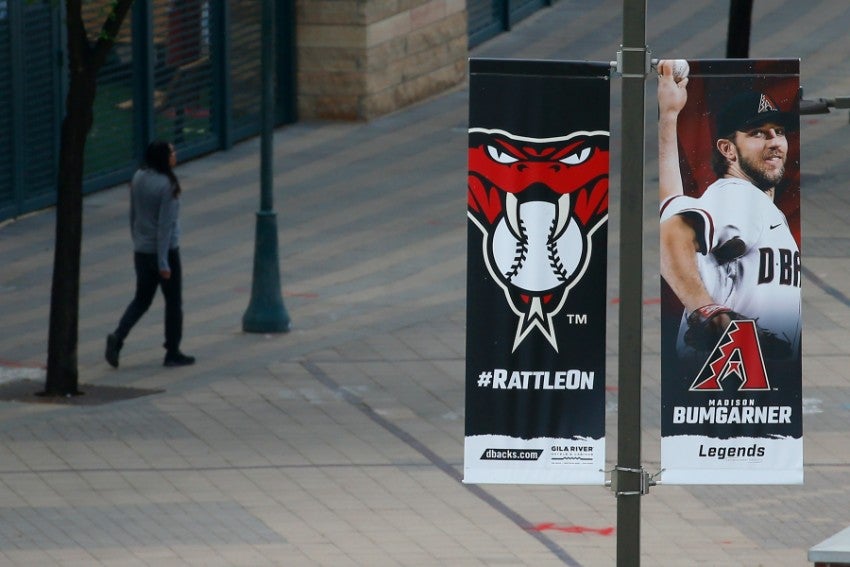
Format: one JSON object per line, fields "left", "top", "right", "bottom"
{"left": 105, "top": 334, "right": 122, "bottom": 368}
{"left": 163, "top": 351, "right": 195, "bottom": 367}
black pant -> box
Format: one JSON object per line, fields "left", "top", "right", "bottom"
{"left": 114, "top": 249, "right": 183, "bottom": 353}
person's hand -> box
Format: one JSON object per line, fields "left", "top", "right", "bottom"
{"left": 160, "top": 269, "right": 171, "bottom": 280}
{"left": 684, "top": 304, "right": 736, "bottom": 350}
{"left": 684, "top": 304, "right": 793, "bottom": 358}
{"left": 657, "top": 59, "right": 689, "bottom": 117}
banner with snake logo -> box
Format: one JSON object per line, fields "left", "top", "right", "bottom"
{"left": 464, "top": 59, "right": 610, "bottom": 485}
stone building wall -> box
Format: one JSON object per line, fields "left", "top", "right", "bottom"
{"left": 296, "top": 0, "right": 467, "bottom": 120}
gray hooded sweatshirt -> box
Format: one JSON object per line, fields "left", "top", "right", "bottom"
{"left": 130, "top": 168, "right": 180, "bottom": 272}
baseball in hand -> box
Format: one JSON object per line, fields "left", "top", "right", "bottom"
{"left": 670, "top": 59, "right": 689, "bottom": 82}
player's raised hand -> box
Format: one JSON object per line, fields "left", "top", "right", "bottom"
{"left": 657, "top": 59, "right": 689, "bottom": 117}
{"left": 657, "top": 59, "right": 689, "bottom": 201}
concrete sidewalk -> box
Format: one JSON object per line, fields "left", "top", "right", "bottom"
{"left": 2, "top": 0, "right": 850, "bottom": 565}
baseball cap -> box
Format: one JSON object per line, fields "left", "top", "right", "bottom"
{"left": 715, "top": 91, "right": 796, "bottom": 137}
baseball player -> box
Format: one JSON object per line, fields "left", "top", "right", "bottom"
{"left": 656, "top": 60, "right": 801, "bottom": 359}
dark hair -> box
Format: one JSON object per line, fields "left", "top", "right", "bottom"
{"left": 711, "top": 136, "right": 732, "bottom": 178}
{"left": 144, "top": 140, "right": 181, "bottom": 197}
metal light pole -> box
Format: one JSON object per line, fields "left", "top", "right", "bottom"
{"left": 242, "top": 0, "right": 290, "bottom": 333}
{"left": 615, "top": 0, "right": 647, "bottom": 564}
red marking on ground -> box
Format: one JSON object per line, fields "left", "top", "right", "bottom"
{"left": 610, "top": 297, "right": 660, "bottom": 305}
{"left": 531, "top": 523, "right": 615, "bottom": 536}
{"left": 605, "top": 386, "right": 619, "bottom": 392}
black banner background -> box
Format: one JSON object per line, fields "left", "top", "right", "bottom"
{"left": 465, "top": 59, "right": 610, "bottom": 443}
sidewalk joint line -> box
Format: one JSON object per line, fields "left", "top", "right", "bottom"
{"left": 301, "top": 360, "right": 583, "bottom": 567}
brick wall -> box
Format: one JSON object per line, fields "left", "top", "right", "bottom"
{"left": 296, "top": 0, "right": 467, "bottom": 120}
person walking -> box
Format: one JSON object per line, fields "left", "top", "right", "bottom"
{"left": 106, "top": 140, "right": 195, "bottom": 368}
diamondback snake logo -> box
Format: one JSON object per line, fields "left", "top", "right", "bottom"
{"left": 468, "top": 128, "right": 609, "bottom": 351}
{"left": 690, "top": 320, "right": 771, "bottom": 392}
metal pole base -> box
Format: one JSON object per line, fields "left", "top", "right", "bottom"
{"left": 242, "top": 211, "right": 291, "bottom": 333}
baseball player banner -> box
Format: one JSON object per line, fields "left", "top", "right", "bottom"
{"left": 464, "top": 59, "right": 610, "bottom": 485}
{"left": 657, "top": 59, "right": 802, "bottom": 484}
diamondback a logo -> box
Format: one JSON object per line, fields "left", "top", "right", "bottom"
{"left": 690, "top": 320, "right": 771, "bottom": 391}
{"left": 467, "top": 128, "right": 609, "bottom": 352}
{"left": 758, "top": 93, "right": 780, "bottom": 114}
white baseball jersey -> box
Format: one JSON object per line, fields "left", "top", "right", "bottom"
{"left": 660, "top": 177, "right": 801, "bottom": 357}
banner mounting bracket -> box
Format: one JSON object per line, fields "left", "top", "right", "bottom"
{"left": 605, "top": 466, "right": 663, "bottom": 496}
{"left": 614, "top": 46, "right": 652, "bottom": 77}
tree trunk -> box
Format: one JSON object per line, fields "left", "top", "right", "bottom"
{"left": 43, "top": 68, "right": 97, "bottom": 396}
{"left": 41, "top": 0, "right": 135, "bottom": 396}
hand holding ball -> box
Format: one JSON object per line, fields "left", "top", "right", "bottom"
{"left": 658, "top": 59, "right": 690, "bottom": 83}
{"left": 657, "top": 59, "right": 689, "bottom": 114}
{"left": 670, "top": 59, "right": 689, "bottom": 82}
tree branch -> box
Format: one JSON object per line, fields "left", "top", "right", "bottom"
{"left": 91, "top": 0, "right": 136, "bottom": 70}
{"left": 65, "top": 0, "right": 91, "bottom": 72}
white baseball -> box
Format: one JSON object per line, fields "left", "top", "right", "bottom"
{"left": 491, "top": 200, "right": 582, "bottom": 292}
{"left": 671, "top": 59, "right": 689, "bottom": 82}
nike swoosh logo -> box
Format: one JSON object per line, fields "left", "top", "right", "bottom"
{"left": 770, "top": 223, "right": 782, "bottom": 230}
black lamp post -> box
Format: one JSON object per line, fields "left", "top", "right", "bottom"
{"left": 242, "top": 0, "right": 290, "bottom": 333}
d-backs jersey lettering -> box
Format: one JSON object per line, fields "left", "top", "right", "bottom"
{"left": 660, "top": 177, "right": 801, "bottom": 358}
